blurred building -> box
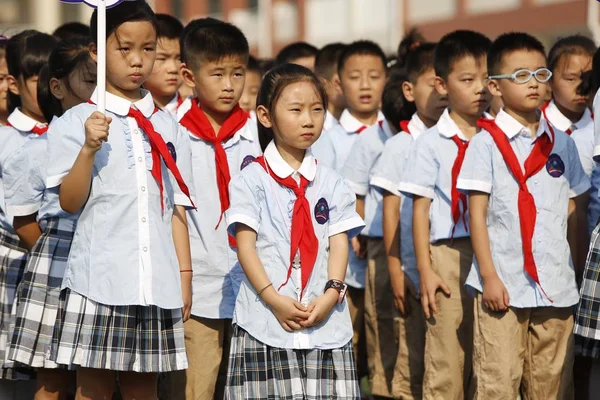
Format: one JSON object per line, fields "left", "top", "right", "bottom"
{"left": 1, "top": 0, "right": 599, "bottom": 57}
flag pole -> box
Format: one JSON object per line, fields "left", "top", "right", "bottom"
{"left": 97, "top": 0, "right": 106, "bottom": 114}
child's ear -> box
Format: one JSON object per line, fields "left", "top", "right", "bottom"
{"left": 180, "top": 63, "right": 196, "bottom": 89}
{"left": 434, "top": 76, "right": 448, "bottom": 97}
{"left": 7, "top": 75, "right": 19, "bottom": 96}
{"left": 256, "top": 105, "right": 272, "bottom": 128}
{"left": 401, "top": 81, "right": 415, "bottom": 102}
{"left": 487, "top": 78, "right": 502, "bottom": 97}
{"left": 89, "top": 43, "right": 98, "bottom": 63}
{"left": 49, "top": 78, "right": 65, "bottom": 101}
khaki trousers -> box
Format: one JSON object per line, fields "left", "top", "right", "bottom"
{"left": 347, "top": 285, "right": 367, "bottom": 379}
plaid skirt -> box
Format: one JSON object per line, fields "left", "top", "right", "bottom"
{"left": 7, "top": 218, "right": 75, "bottom": 369}
{"left": 0, "top": 228, "right": 33, "bottom": 380}
{"left": 49, "top": 288, "right": 188, "bottom": 373}
{"left": 225, "top": 325, "right": 360, "bottom": 400}
{"left": 575, "top": 223, "right": 600, "bottom": 357}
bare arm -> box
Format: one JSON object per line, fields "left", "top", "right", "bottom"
{"left": 13, "top": 214, "right": 42, "bottom": 251}
{"left": 172, "top": 205, "right": 192, "bottom": 321}
{"left": 383, "top": 192, "right": 408, "bottom": 314}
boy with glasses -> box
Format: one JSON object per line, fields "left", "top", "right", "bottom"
{"left": 457, "top": 32, "right": 589, "bottom": 399}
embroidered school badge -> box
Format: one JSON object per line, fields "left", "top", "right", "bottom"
{"left": 166, "top": 142, "right": 177, "bottom": 162}
{"left": 314, "top": 198, "right": 329, "bottom": 224}
{"left": 241, "top": 155, "right": 256, "bottom": 170}
{"left": 546, "top": 153, "right": 565, "bottom": 178}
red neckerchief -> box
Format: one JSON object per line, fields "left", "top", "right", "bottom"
{"left": 399, "top": 120, "right": 411, "bottom": 134}
{"left": 477, "top": 115, "right": 555, "bottom": 301}
{"left": 88, "top": 99, "right": 195, "bottom": 214}
{"left": 356, "top": 125, "right": 367, "bottom": 133}
{"left": 6, "top": 121, "right": 47, "bottom": 135}
{"left": 176, "top": 93, "right": 184, "bottom": 109}
{"left": 254, "top": 155, "right": 318, "bottom": 300}
{"left": 179, "top": 98, "right": 248, "bottom": 247}
{"left": 450, "top": 135, "right": 469, "bottom": 239}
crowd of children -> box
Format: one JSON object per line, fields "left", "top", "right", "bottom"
{"left": 2, "top": 0, "right": 600, "bottom": 399}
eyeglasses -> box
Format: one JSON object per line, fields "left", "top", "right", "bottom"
{"left": 487, "top": 68, "right": 552, "bottom": 84}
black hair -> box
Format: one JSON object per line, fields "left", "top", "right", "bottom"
{"left": 548, "top": 34, "right": 596, "bottom": 73}
{"left": 247, "top": 55, "right": 260, "bottom": 73}
{"left": 156, "top": 13, "right": 183, "bottom": 41}
{"left": 396, "top": 30, "right": 437, "bottom": 84}
{"left": 314, "top": 42, "right": 346, "bottom": 80}
{"left": 53, "top": 22, "right": 91, "bottom": 40}
{"left": 276, "top": 42, "right": 318, "bottom": 65}
{"left": 90, "top": 0, "right": 158, "bottom": 45}
{"left": 338, "top": 40, "right": 387, "bottom": 75}
{"left": 37, "top": 38, "right": 94, "bottom": 123}
{"left": 434, "top": 30, "right": 491, "bottom": 79}
{"left": 381, "top": 68, "right": 414, "bottom": 129}
{"left": 259, "top": 58, "right": 276, "bottom": 76}
{"left": 580, "top": 46, "right": 600, "bottom": 98}
{"left": 6, "top": 30, "right": 57, "bottom": 113}
{"left": 257, "top": 63, "right": 328, "bottom": 152}
{"left": 180, "top": 18, "right": 249, "bottom": 72}
{"left": 397, "top": 28, "right": 426, "bottom": 66}
{"left": 487, "top": 32, "right": 546, "bottom": 76}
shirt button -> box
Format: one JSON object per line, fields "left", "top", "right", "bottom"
{"left": 134, "top": 129, "right": 139, "bottom": 134}
{"left": 141, "top": 186, "right": 146, "bottom": 192}
{"left": 138, "top": 157, "right": 143, "bottom": 162}
{"left": 143, "top": 246, "right": 148, "bottom": 252}
{"left": 142, "top": 217, "right": 146, "bottom": 222}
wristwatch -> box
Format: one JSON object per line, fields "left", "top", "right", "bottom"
{"left": 324, "top": 279, "right": 348, "bottom": 304}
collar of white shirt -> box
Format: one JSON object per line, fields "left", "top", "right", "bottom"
{"left": 264, "top": 140, "right": 317, "bottom": 181}
{"left": 544, "top": 99, "right": 592, "bottom": 131}
{"left": 495, "top": 108, "right": 554, "bottom": 142}
{"left": 163, "top": 93, "right": 179, "bottom": 116}
{"left": 90, "top": 87, "right": 155, "bottom": 118}
{"left": 323, "top": 111, "right": 338, "bottom": 131}
{"left": 436, "top": 107, "right": 469, "bottom": 141}
{"left": 338, "top": 109, "right": 385, "bottom": 133}
{"left": 407, "top": 112, "right": 426, "bottom": 139}
{"left": 7, "top": 108, "right": 45, "bottom": 132}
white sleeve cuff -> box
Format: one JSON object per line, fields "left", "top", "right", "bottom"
{"left": 594, "top": 145, "right": 600, "bottom": 162}
{"left": 398, "top": 182, "right": 435, "bottom": 199}
{"left": 174, "top": 194, "right": 195, "bottom": 209}
{"left": 226, "top": 213, "right": 260, "bottom": 235}
{"left": 370, "top": 176, "right": 400, "bottom": 197}
{"left": 46, "top": 172, "right": 68, "bottom": 189}
{"left": 6, "top": 203, "right": 40, "bottom": 217}
{"left": 345, "top": 180, "right": 369, "bottom": 197}
{"left": 570, "top": 180, "right": 592, "bottom": 198}
{"left": 329, "top": 216, "right": 365, "bottom": 238}
{"left": 456, "top": 178, "right": 492, "bottom": 194}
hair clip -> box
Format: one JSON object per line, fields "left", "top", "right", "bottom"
{"left": 409, "top": 41, "right": 422, "bottom": 51}
{"left": 0, "top": 35, "right": 10, "bottom": 41}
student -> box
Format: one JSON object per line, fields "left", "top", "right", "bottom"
{"left": 275, "top": 41, "right": 319, "bottom": 71}
{"left": 458, "top": 32, "right": 588, "bottom": 399}
{"left": 3, "top": 38, "right": 95, "bottom": 400}
{"left": 399, "top": 30, "right": 492, "bottom": 399}
{"left": 370, "top": 38, "right": 447, "bottom": 400}
{"left": 46, "top": 2, "right": 195, "bottom": 398}
{"left": 52, "top": 22, "right": 91, "bottom": 40}
{"left": 0, "top": 30, "right": 57, "bottom": 387}
{"left": 0, "top": 38, "right": 9, "bottom": 126}
{"left": 224, "top": 62, "right": 364, "bottom": 400}
{"left": 144, "top": 13, "right": 185, "bottom": 117}
{"left": 239, "top": 55, "right": 261, "bottom": 120}
{"left": 314, "top": 42, "right": 346, "bottom": 132}
{"left": 161, "top": 18, "right": 261, "bottom": 400}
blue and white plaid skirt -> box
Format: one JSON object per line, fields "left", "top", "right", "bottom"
{"left": 7, "top": 218, "right": 75, "bottom": 369}
{"left": 225, "top": 325, "right": 360, "bottom": 400}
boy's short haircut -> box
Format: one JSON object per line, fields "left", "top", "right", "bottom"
{"left": 315, "top": 42, "right": 346, "bottom": 80}
{"left": 53, "top": 22, "right": 91, "bottom": 40}
{"left": 487, "top": 32, "right": 546, "bottom": 76}
{"left": 338, "top": 40, "right": 387, "bottom": 75}
{"left": 156, "top": 13, "right": 183, "bottom": 41}
{"left": 247, "top": 55, "right": 260, "bottom": 73}
{"left": 434, "top": 30, "right": 492, "bottom": 79}
{"left": 276, "top": 41, "right": 318, "bottom": 65}
{"left": 180, "top": 18, "right": 249, "bottom": 71}
{"left": 548, "top": 34, "right": 596, "bottom": 72}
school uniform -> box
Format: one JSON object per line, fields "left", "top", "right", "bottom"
{"left": 224, "top": 141, "right": 364, "bottom": 399}
{"left": 323, "top": 111, "right": 338, "bottom": 133}
{"left": 398, "top": 108, "right": 474, "bottom": 400}
{"left": 457, "top": 109, "right": 588, "bottom": 399}
{"left": 0, "top": 109, "right": 48, "bottom": 380}
{"left": 341, "top": 119, "right": 395, "bottom": 398}
{"left": 163, "top": 92, "right": 186, "bottom": 118}
{"left": 46, "top": 88, "right": 195, "bottom": 373}
{"left": 370, "top": 112, "right": 427, "bottom": 400}
{"left": 163, "top": 98, "right": 261, "bottom": 400}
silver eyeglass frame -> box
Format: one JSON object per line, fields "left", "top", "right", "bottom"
{"left": 487, "top": 68, "right": 553, "bottom": 84}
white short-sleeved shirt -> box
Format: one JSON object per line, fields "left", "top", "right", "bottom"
{"left": 323, "top": 111, "right": 338, "bottom": 133}
{"left": 177, "top": 102, "right": 262, "bottom": 319}
{"left": 341, "top": 120, "right": 393, "bottom": 238}
{"left": 457, "top": 109, "right": 590, "bottom": 308}
{"left": 46, "top": 88, "right": 195, "bottom": 309}
{"left": 226, "top": 141, "right": 364, "bottom": 349}
{"left": 0, "top": 109, "right": 48, "bottom": 231}
{"left": 163, "top": 93, "right": 185, "bottom": 118}
{"left": 399, "top": 108, "right": 471, "bottom": 243}
{"left": 543, "top": 100, "right": 594, "bottom": 177}
{"left": 370, "top": 113, "right": 426, "bottom": 291}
